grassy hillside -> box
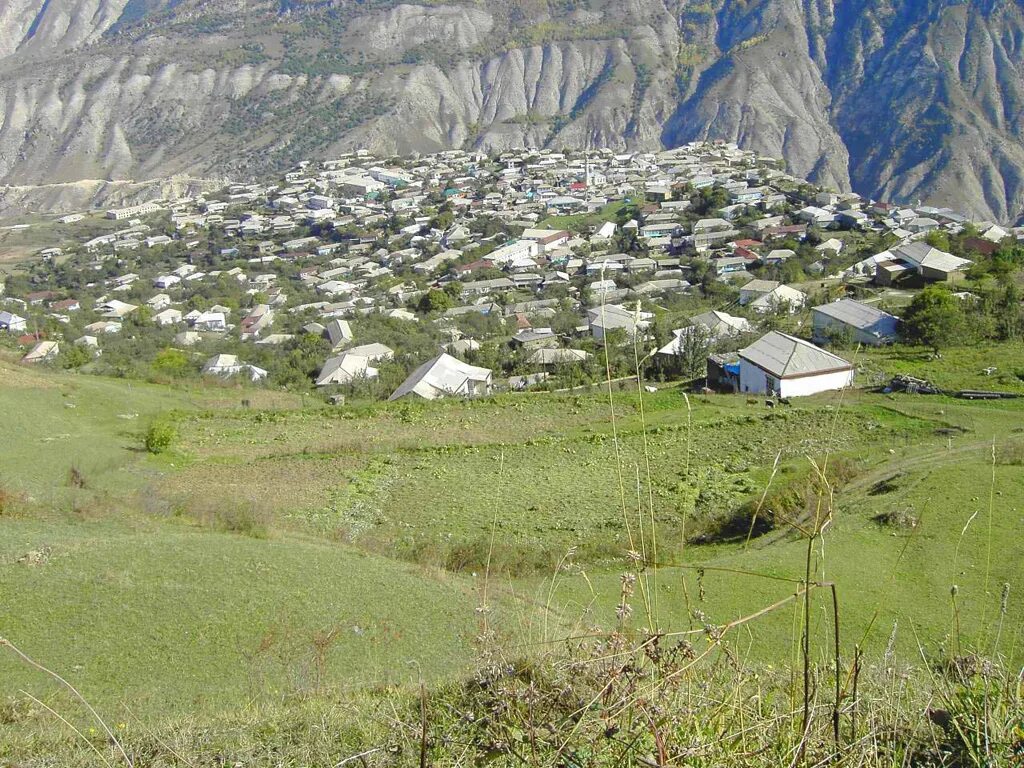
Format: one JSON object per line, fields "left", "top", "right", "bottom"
{"left": 1, "top": 349, "right": 1023, "bottom": 763}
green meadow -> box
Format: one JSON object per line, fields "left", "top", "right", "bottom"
{"left": 1, "top": 346, "right": 1023, "bottom": 753}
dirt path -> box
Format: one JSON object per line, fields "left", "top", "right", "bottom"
{"left": 839, "top": 438, "right": 995, "bottom": 497}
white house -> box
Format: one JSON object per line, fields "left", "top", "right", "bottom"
{"left": 193, "top": 311, "right": 228, "bottom": 332}
{"left": 315, "top": 352, "right": 378, "bottom": 387}
{"left": 738, "top": 332, "right": 854, "bottom": 397}
{"left": 388, "top": 353, "right": 492, "bottom": 401}
{"left": 520, "top": 229, "right": 570, "bottom": 253}
{"left": 202, "top": 354, "right": 268, "bottom": 382}
{"left": 345, "top": 342, "right": 395, "bottom": 362}
{"left": 98, "top": 300, "right": 137, "bottom": 319}
{"left": 738, "top": 279, "right": 780, "bottom": 305}
{"left": 154, "top": 308, "right": 183, "bottom": 326}
{"left": 22, "top": 340, "right": 59, "bottom": 363}
{"left": 324, "top": 319, "right": 354, "bottom": 349}
{"left": 154, "top": 275, "right": 181, "bottom": 289}
{"left": 174, "top": 331, "right": 202, "bottom": 346}
{"left": 587, "top": 304, "right": 654, "bottom": 342}
{"left": 0, "top": 311, "right": 27, "bottom": 333}
{"left": 811, "top": 299, "right": 899, "bottom": 345}
{"left": 658, "top": 310, "right": 751, "bottom": 355}
{"left": 749, "top": 285, "right": 807, "bottom": 314}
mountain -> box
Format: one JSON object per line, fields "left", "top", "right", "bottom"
{"left": 0, "top": 0, "right": 1022, "bottom": 223}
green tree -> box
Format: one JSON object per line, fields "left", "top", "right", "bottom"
{"left": 924, "top": 230, "right": 951, "bottom": 252}
{"left": 418, "top": 289, "right": 454, "bottom": 314}
{"left": 693, "top": 185, "right": 729, "bottom": 215}
{"left": 59, "top": 344, "right": 92, "bottom": 370}
{"left": 902, "top": 285, "right": 963, "bottom": 354}
{"left": 658, "top": 325, "right": 711, "bottom": 382}
{"left": 995, "top": 283, "right": 1023, "bottom": 340}
{"left": 152, "top": 348, "right": 193, "bottom": 379}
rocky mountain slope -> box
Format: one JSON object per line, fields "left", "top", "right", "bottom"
{"left": 0, "top": 0, "right": 1021, "bottom": 222}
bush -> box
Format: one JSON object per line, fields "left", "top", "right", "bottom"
{"left": 145, "top": 420, "right": 177, "bottom": 454}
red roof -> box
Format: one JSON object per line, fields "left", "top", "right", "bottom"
{"left": 17, "top": 332, "right": 44, "bottom": 345}
{"left": 733, "top": 239, "right": 763, "bottom": 248}
{"left": 455, "top": 259, "right": 494, "bottom": 275}
{"left": 763, "top": 224, "right": 808, "bottom": 238}
{"left": 26, "top": 290, "right": 59, "bottom": 303}
{"left": 964, "top": 237, "right": 998, "bottom": 256}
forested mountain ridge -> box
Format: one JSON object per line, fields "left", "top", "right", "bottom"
{"left": 1, "top": 0, "right": 1022, "bottom": 223}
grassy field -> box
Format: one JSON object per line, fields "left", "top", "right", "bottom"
{"left": 2, "top": 348, "right": 1023, "bottom": 748}
{"left": 538, "top": 200, "right": 634, "bottom": 231}
{"left": 0, "top": 214, "right": 119, "bottom": 269}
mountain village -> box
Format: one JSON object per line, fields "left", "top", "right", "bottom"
{"left": 1, "top": 141, "right": 1020, "bottom": 401}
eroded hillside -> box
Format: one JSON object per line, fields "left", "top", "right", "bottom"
{"left": 0, "top": 0, "right": 1022, "bottom": 222}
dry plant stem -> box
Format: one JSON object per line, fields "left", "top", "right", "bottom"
{"left": 981, "top": 440, "right": 996, "bottom": 642}
{"left": 745, "top": 450, "right": 783, "bottom": 548}
{"left": 335, "top": 747, "right": 384, "bottom": 767}
{"left": 123, "top": 704, "right": 194, "bottom": 768}
{"left": 597, "top": 272, "right": 650, "bottom": 624}
{"left": 419, "top": 681, "right": 428, "bottom": 768}
{"left": 830, "top": 583, "right": 841, "bottom": 753}
{"left": 481, "top": 450, "right": 505, "bottom": 636}
{"left": 632, "top": 330, "right": 659, "bottom": 627}
{"left": 1, "top": 637, "right": 133, "bottom": 767}
{"left": 18, "top": 689, "right": 113, "bottom": 768}
{"left": 850, "top": 645, "right": 861, "bottom": 745}
{"left": 797, "top": 351, "right": 853, "bottom": 763}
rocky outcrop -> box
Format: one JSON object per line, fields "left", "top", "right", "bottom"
{"left": 0, "top": 0, "right": 1021, "bottom": 223}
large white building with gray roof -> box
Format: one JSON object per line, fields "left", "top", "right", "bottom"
{"left": 738, "top": 332, "right": 854, "bottom": 397}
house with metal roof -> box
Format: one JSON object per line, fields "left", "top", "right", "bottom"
{"left": 388, "top": 353, "right": 492, "bottom": 401}
{"left": 527, "top": 348, "right": 590, "bottom": 367}
{"left": 738, "top": 332, "right": 854, "bottom": 397}
{"left": 586, "top": 303, "right": 654, "bottom": 342}
{"left": 658, "top": 311, "right": 752, "bottom": 356}
{"left": 316, "top": 351, "right": 378, "bottom": 387}
{"left": 748, "top": 284, "right": 807, "bottom": 314}
{"left": 812, "top": 299, "right": 899, "bottom": 345}
{"left": 0, "top": 310, "right": 27, "bottom": 333}
{"left": 887, "top": 241, "right": 972, "bottom": 283}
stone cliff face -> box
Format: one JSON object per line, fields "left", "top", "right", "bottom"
{"left": 0, "top": 0, "right": 1022, "bottom": 223}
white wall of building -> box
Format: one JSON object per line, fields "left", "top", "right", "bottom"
{"left": 739, "top": 358, "right": 854, "bottom": 397}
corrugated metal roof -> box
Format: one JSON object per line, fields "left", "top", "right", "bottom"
{"left": 812, "top": 299, "right": 896, "bottom": 329}
{"left": 740, "top": 332, "right": 852, "bottom": 378}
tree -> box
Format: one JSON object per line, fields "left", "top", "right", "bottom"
{"left": 59, "top": 344, "right": 92, "bottom": 370}
{"left": 665, "top": 325, "right": 712, "bottom": 382}
{"left": 693, "top": 185, "right": 729, "bottom": 215}
{"left": 924, "top": 230, "right": 951, "bottom": 252}
{"left": 995, "top": 283, "right": 1023, "bottom": 340}
{"left": 417, "top": 288, "right": 454, "bottom": 314}
{"left": 152, "top": 348, "right": 193, "bottom": 379}
{"left": 901, "top": 285, "right": 963, "bottom": 354}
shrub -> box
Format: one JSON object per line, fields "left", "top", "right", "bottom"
{"left": 210, "top": 502, "right": 270, "bottom": 538}
{"left": 145, "top": 420, "right": 177, "bottom": 454}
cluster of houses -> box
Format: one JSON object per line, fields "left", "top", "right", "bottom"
{"left": 1, "top": 141, "right": 1019, "bottom": 401}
